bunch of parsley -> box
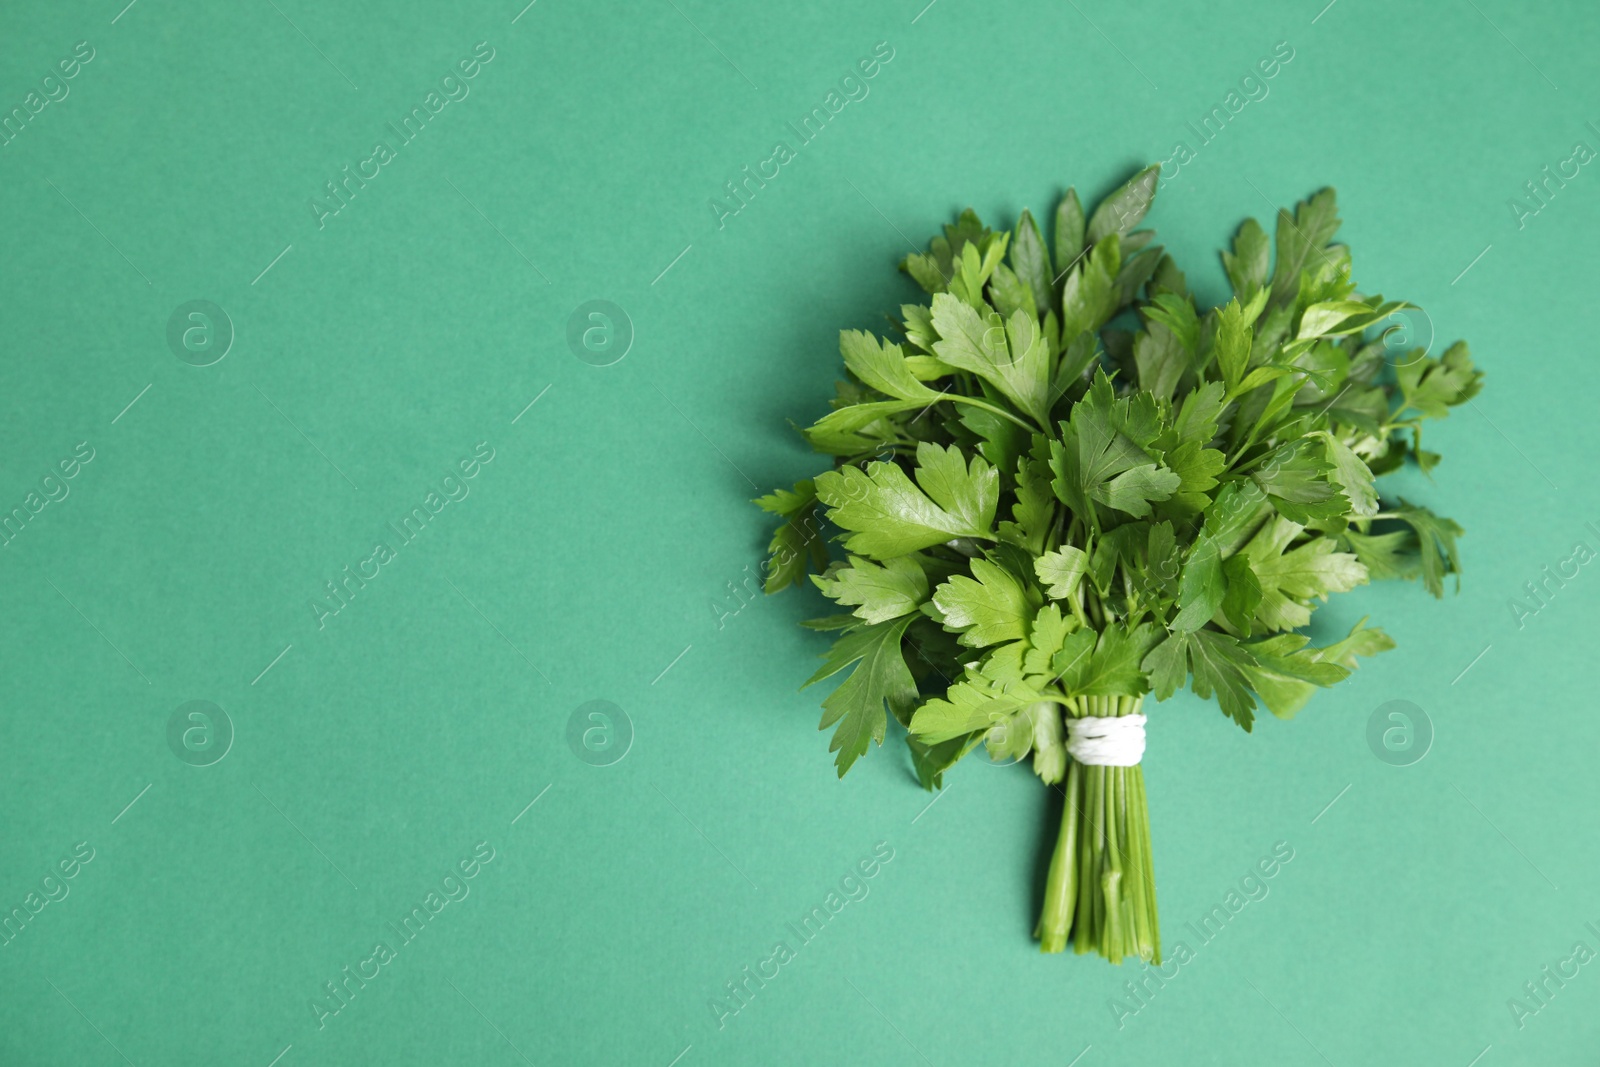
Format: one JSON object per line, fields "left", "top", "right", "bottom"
{"left": 757, "top": 164, "right": 1480, "bottom": 961}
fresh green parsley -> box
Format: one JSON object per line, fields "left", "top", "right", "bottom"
{"left": 759, "top": 164, "right": 1480, "bottom": 961}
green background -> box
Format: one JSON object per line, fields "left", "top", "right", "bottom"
{"left": 2, "top": 0, "right": 1597, "bottom": 1064}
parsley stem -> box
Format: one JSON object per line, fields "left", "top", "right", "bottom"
{"left": 1036, "top": 758, "right": 1081, "bottom": 953}
{"left": 1037, "top": 696, "right": 1159, "bottom": 963}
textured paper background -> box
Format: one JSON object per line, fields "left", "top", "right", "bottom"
{"left": 1, "top": 1, "right": 1597, "bottom": 1064}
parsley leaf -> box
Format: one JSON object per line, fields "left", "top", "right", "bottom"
{"left": 1087, "top": 164, "right": 1161, "bottom": 244}
{"left": 1243, "top": 516, "right": 1369, "bottom": 631}
{"left": 931, "top": 294, "right": 1052, "bottom": 426}
{"left": 1054, "top": 623, "right": 1160, "bottom": 697}
{"left": 1269, "top": 187, "right": 1342, "bottom": 309}
{"left": 1395, "top": 341, "right": 1484, "bottom": 420}
{"left": 839, "top": 329, "right": 944, "bottom": 403}
{"left": 1035, "top": 545, "right": 1090, "bottom": 600}
{"left": 754, "top": 479, "right": 829, "bottom": 593}
{"left": 1221, "top": 217, "right": 1270, "bottom": 301}
{"left": 815, "top": 443, "right": 998, "bottom": 558}
{"left": 1387, "top": 501, "right": 1465, "bottom": 596}
{"left": 1012, "top": 207, "right": 1056, "bottom": 316}
{"left": 814, "top": 555, "right": 929, "bottom": 624}
{"left": 930, "top": 558, "right": 1036, "bottom": 648}
{"left": 1251, "top": 438, "right": 1347, "bottom": 524}
{"left": 1145, "top": 628, "right": 1259, "bottom": 729}
{"left": 1050, "top": 370, "right": 1179, "bottom": 522}
{"left": 803, "top": 616, "right": 919, "bottom": 777}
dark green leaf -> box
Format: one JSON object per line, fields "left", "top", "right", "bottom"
{"left": 1185, "top": 630, "right": 1259, "bottom": 730}
{"left": 1390, "top": 501, "right": 1464, "bottom": 596}
{"left": 1171, "top": 534, "right": 1224, "bottom": 631}
{"left": 1219, "top": 553, "right": 1262, "bottom": 632}
{"left": 1060, "top": 234, "right": 1121, "bottom": 342}
{"left": 1221, "top": 217, "right": 1270, "bottom": 301}
{"left": 1054, "top": 187, "right": 1086, "bottom": 275}
{"left": 1270, "top": 187, "right": 1343, "bottom": 308}
{"left": 755, "top": 479, "right": 829, "bottom": 592}
{"left": 1087, "top": 164, "right": 1161, "bottom": 244}
{"left": 1012, "top": 208, "right": 1055, "bottom": 315}
{"left": 1251, "top": 438, "right": 1347, "bottom": 524}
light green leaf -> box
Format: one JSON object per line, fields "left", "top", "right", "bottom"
{"left": 1097, "top": 463, "right": 1180, "bottom": 518}
{"left": 1396, "top": 341, "right": 1483, "bottom": 420}
{"left": 931, "top": 559, "right": 1033, "bottom": 648}
{"left": 1343, "top": 528, "right": 1416, "bottom": 582}
{"left": 1054, "top": 623, "right": 1158, "bottom": 697}
{"left": 1143, "top": 631, "right": 1188, "bottom": 701}
{"left": 1161, "top": 439, "right": 1226, "bottom": 517}
{"left": 913, "top": 441, "right": 1002, "bottom": 535}
{"left": 984, "top": 702, "right": 1037, "bottom": 764}
{"left": 815, "top": 446, "right": 998, "bottom": 559}
{"left": 1297, "top": 299, "right": 1384, "bottom": 340}
{"left": 1240, "top": 617, "right": 1393, "bottom": 718}
{"left": 1027, "top": 702, "right": 1066, "bottom": 783}
{"left": 803, "top": 617, "right": 918, "bottom": 777}
{"left": 814, "top": 555, "right": 929, "bottom": 624}
{"left": 1145, "top": 292, "right": 1201, "bottom": 358}
{"left": 910, "top": 673, "right": 1043, "bottom": 744}
{"left": 1001, "top": 452, "right": 1055, "bottom": 555}
{"left": 804, "top": 398, "right": 927, "bottom": 451}
{"left": 1246, "top": 517, "right": 1369, "bottom": 631}
{"left": 1311, "top": 430, "right": 1377, "bottom": 517}
{"left": 839, "top": 330, "right": 942, "bottom": 402}
{"left": 1023, "top": 603, "right": 1075, "bottom": 675}
{"left": 1315, "top": 616, "right": 1396, "bottom": 667}
{"left": 1035, "top": 546, "right": 1090, "bottom": 600}
{"left": 930, "top": 294, "right": 1051, "bottom": 424}
{"left": 987, "top": 263, "right": 1035, "bottom": 320}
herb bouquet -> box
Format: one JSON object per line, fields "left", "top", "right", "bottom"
{"left": 756, "top": 164, "right": 1480, "bottom": 962}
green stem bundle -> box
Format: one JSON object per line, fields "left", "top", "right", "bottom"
{"left": 1034, "top": 695, "right": 1159, "bottom": 963}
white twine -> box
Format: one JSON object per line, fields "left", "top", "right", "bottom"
{"left": 1065, "top": 714, "right": 1147, "bottom": 767}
